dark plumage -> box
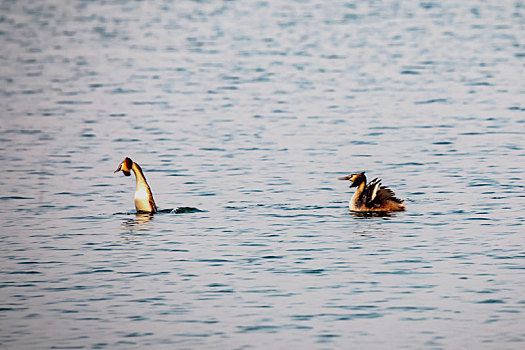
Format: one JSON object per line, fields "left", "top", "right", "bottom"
{"left": 339, "top": 172, "right": 405, "bottom": 212}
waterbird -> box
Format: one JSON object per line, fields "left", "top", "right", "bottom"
{"left": 115, "top": 157, "right": 157, "bottom": 213}
{"left": 338, "top": 172, "right": 405, "bottom": 212}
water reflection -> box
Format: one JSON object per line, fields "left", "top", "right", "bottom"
{"left": 120, "top": 213, "right": 154, "bottom": 234}
{"left": 349, "top": 211, "right": 397, "bottom": 219}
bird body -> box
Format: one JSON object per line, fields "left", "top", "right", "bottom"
{"left": 339, "top": 172, "right": 405, "bottom": 212}
{"left": 115, "top": 157, "right": 157, "bottom": 213}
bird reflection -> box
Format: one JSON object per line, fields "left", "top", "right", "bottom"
{"left": 350, "top": 211, "right": 395, "bottom": 219}
{"left": 121, "top": 213, "right": 154, "bottom": 235}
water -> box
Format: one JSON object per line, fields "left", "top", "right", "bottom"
{"left": 1, "top": 0, "right": 524, "bottom": 348}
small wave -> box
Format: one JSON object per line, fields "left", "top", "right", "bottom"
{"left": 115, "top": 208, "right": 204, "bottom": 216}
{"left": 168, "top": 207, "right": 204, "bottom": 214}
{"left": 0, "top": 196, "right": 32, "bottom": 200}
{"left": 414, "top": 98, "right": 448, "bottom": 104}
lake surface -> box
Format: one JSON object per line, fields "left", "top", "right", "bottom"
{"left": 1, "top": 0, "right": 524, "bottom": 348}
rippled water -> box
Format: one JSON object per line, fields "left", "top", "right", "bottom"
{"left": 1, "top": 0, "right": 524, "bottom": 348}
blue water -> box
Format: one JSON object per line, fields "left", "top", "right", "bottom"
{"left": 1, "top": 0, "right": 524, "bottom": 348}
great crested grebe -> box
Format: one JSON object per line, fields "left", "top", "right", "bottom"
{"left": 338, "top": 172, "right": 405, "bottom": 212}
{"left": 115, "top": 157, "right": 157, "bottom": 213}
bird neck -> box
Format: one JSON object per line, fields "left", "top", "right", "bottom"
{"left": 350, "top": 178, "right": 367, "bottom": 210}
{"left": 131, "top": 162, "right": 157, "bottom": 212}
{"left": 132, "top": 162, "right": 149, "bottom": 189}
{"left": 355, "top": 179, "right": 366, "bottom": 196}
{"left": 354, "top": 175, "right": 366, "bottom": 197}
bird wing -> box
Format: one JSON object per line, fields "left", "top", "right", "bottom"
{"left": 363, "top": 178, "right": 381, "bottom": 204}
{"left": 373, "top": 186, "right": 403, "bottom": 205}
{"left": 365, "top": 178, "right": 404, "bottom": 207}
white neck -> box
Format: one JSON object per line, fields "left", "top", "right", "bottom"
{"left": 132, "top": 162, "right": 157, "bottom": 213}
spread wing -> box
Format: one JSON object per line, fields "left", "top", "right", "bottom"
{"left": 363, "top": 178, "right": 403, "bottom": 207}
{"left": 362, "top": 178, "right": 381, "bottom": 205}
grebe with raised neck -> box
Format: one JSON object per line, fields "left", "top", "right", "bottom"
{"left": 115, "top": 157, "right": 157, "bottom": 213}
{"left": 338, "top": 172, "right": 405, "bottom": 212}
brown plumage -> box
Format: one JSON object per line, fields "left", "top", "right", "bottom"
{"left": 338, "top": 172, "right": 405, "bottom": 212}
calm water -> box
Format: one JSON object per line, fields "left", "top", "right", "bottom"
{"left": 1, "top": 0, "right": 524, "bottom": 348}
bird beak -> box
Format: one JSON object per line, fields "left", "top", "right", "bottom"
{"left": 338, "top": 176, "right": 350, "bottom": 181}
{"left": 114, "top": 165, "right": 122, "bottom": 173}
